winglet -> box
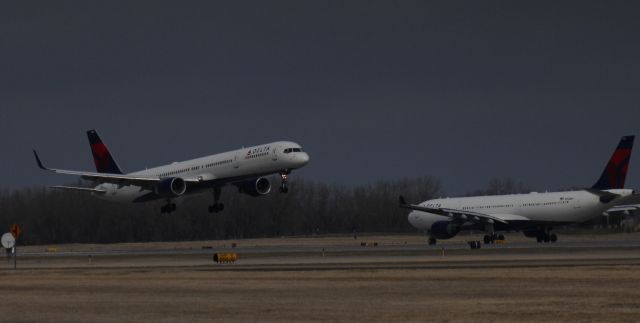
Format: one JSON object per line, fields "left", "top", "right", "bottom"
{"left": 33, "top": 150, "right": 48, "bottom": 170}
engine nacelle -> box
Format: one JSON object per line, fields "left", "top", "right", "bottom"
{"left": 237, "top": 177, "right": 271, "bottom": 197}
{"left": 155, "top": 177, "right": 187, "bottom": 197}
{"left": 429, "top": 221, "right": 460, "bottom": 239}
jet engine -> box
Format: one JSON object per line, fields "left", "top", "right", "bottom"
{"left": 237, "top": 177, "right": 271, "bottom": 196}
{"left": 429, "top": 221, "right": 461, "bottom": 239}
{"left": 155, "top": 177, "right": 187, "bottom": 197}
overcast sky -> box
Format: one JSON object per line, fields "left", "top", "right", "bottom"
{"left": 1, "top": 1, "right": 639, "bottom": 195}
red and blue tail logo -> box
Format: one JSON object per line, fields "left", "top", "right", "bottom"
{"left": 87, "top": 129, "right": 123, "bottom": 174}
{"left": 592, "top": 135, "right": 635, "bottom": 190}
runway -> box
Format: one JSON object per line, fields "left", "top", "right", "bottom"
{"left": 6, "top": 233, "right": 640, "bottom": 270}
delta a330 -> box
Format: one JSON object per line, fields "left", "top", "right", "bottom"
{"left": 400, "top": 136, "right": 639, "bottom": 245}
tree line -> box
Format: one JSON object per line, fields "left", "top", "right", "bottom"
{"left": 0, "top": 176, "right": 444, "bottom": 245}
{"left": 1, "top": 176, "right": 617, "bottom": 245}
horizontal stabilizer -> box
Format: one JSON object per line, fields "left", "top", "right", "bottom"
{"left": 585, "top": 189, "right": 621, "bottom": 203}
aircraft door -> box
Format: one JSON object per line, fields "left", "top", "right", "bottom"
{"left": 233, "top": 153, "right": 239, "bottom": 168}
{"left": 572, "top": 197, "right": 581, "bottom": 210}
{"left": 272, "top": 146, "right": 278, "bottom": 161}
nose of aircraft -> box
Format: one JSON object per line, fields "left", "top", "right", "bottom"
{"left": 407, "top": 211, "right": 421, "bottom": 229}
{"left": 297, "top": 152, "right": 310, "bottom": 166}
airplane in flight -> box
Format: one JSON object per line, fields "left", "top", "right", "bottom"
{"left": 400, "top": 135, "right": 639, "bottom": 245}
{"left": 34, "top": 130, "right": 309, "bottom": 213}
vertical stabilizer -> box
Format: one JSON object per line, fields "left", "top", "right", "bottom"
{"left": 592, "top": 135, "right": 635, "bottom": 189}
{"left": 87, "top": 129, "right": 124, "bottom": 174}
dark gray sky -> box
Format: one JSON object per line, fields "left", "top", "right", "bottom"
{"left": 1, "top": 1, "right": 639, "bottom": 195}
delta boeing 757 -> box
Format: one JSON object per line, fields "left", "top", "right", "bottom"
{"left": 34, "top": 130, "right": 309, "bottom": 213}
{"left": 400, "top": 136, "right": 639, "bottom": 245}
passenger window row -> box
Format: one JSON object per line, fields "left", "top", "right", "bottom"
{"left": 246, "top": 152, "right": 269, "bottom": 159}
{"left": 205, "top": 159, "right": 232, "bottom": 168}
{"left": 522, "top": 201, "right": 569, "bottom": 207}
{"left": 159, "top": 168, "right": 189, "bottom": 177}
{"left": 462, "top": 204, "right": 514, "bottom": 210}
{"left": 159, "top": 159, "right": 233, "bottom": 177}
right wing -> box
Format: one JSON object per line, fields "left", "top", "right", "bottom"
{"left": 50, "top": 186, "right": 107, "bottom": 194}
{"left": 33, "top": 150, "right": 202, "bottom": 189}
{"left": 399, "top": 196, "right": 509, "bottom": 224}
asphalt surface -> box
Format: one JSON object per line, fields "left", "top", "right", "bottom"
{"left": 4, "top": 234, "right": 640, "bottom": 271}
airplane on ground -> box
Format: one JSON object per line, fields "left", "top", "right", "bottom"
{"left": 34, "top": 130, "right": 309, "bottom": 213}
{"left": 400, "top": 135, "right": 639, "bottom": 245}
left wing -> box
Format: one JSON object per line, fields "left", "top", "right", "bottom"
{"left": 605, "top": 204, "right": 640, "bottom": 215}
{"left": 399, "top": 196, "right": 509, "bottom": 224}
{"left": 33, "top": 150, "right": 202, "bottom": 189}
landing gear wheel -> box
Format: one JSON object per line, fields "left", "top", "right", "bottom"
{"left": 209, "top": 188, "right": 224, "bottom": 213}
{"left": 280, "top": 186, "right": 289, "bottom": 193}
{"left": 483, "top": 235, "right": 492, "bottom": 244}
{"left": 161, "top": 203, "right": 177, "bottom": 214}
{"left": 497, "top": 234, "right": 505, "bottom": 241}
{"left": 550, "top": 233, "right": 557, "bottom": 243}
{"left": 428, "top": 238, "right": 437, "bottom": 246}
{"left": 208, "top": 203, "right": 225, "bottom": 213}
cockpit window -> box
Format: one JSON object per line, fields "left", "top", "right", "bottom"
{"left": 283, "top": 147, "right": 304, "bottom": 153}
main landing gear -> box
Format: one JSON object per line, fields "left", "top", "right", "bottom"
{"left": 428, "top": 237, "right": 437, "bottom": 245}
{"left": 208, "top": 187, "right": 224, "bottom": 213}
{"left": 280, "top": 172, "right": 289, "bottom": 193}
{"left": 524, "top": 228, "right": 558, "bottom": 243}
{"left": 483, "top": 233, "right": 505, "bottom": 244}
{"left": 161, "top": 202, "right": 177, "bottom": 214}
{"left": 536, "top": 231, "right": 558, "bottom": 243}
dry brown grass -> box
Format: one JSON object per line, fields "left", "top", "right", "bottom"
{"left": 1, "top": 265, "right": 640, "bottom": 322}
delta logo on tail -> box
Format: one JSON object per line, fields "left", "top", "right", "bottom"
{"left": 87, "top": 130, "right": 123, "bottom": 174}
{"left": 592, "top": 135, "right": 635, "bottom": 190}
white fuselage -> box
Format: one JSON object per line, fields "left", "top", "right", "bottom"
{"left": 94, "top": 141, "right": 309, "bottom": 202}
{"left": 408, "top": 189, "right": 635, "bottom": 231}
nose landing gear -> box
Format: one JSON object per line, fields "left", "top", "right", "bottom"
{"left": 280, "top": 172, "right": 289, "bottom": 193}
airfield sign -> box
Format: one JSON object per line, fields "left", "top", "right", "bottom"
{"left": 1, "top": 233, "right": 15, "bottom": 249}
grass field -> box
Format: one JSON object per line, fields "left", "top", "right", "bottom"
{"left": 1, "top": 266, "right": 640, "bottom": 322}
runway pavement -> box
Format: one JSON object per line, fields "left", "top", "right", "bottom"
{"left": 4, "top": 233, "right": 640, "bottom": 271}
